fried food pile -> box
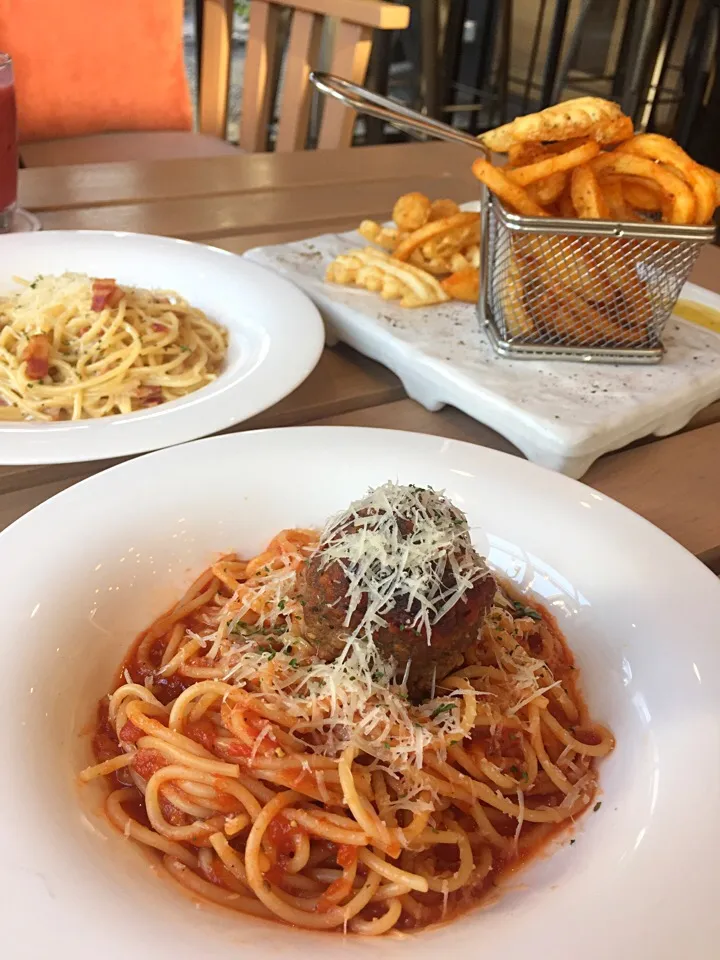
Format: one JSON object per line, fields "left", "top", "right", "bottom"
{"left": 475, "top": 97, "right": 720, "bottom": 225}
{"left": 325, "top": 194, "right": 481, "bottom": 308}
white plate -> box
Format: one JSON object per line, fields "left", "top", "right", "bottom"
{"left": 0, "top": 231, "right": 324, "bottom": 464}
{"left": 1, "top": 426, "right": 718, "bottom": 960}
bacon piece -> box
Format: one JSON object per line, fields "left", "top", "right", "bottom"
{"left": 133, "top": 385, "right": 164, "bottom": 407}
{"left": 21, "top": 334, "right": 50, "bottom": 380}
{"left": 91, "top": 278, "right": 125, "bottom": 312}
{"left": 151, "top": 322, "right": 168, "bottom": 333}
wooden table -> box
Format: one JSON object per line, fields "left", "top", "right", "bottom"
{"left": 9, "top": 142, "right": 720, "bottom": 571}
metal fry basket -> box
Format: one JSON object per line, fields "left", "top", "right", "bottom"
{"left": 479, "top": 190, "right": 715, "bottom": 363}
{"left": 309, "top": 72, "right": 716, "bottom": 365}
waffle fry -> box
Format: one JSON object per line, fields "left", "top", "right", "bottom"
{"left": 326, "top": 247, "right": 449, "bottom": 308}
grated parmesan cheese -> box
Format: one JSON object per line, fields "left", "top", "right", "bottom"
{"left": 315, "top": 483, "right": 489, "bottom": 646}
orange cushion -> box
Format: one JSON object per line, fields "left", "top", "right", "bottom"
{"left": 0, "top": 0, "right": 192, "bottom": 142}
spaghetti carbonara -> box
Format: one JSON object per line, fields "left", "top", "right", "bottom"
{"left": 0, "top": 273, "right": 228, "bottom": 421}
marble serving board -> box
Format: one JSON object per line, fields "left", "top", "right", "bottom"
{"left": 244, "top": 228, "right": 720, "bottom": 478}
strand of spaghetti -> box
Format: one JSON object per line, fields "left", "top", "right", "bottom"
{"left": 451, "top": 682, "right": 479, "bottom": 740}
{"left": 283, "top": 831, "right": 312, "bottom": 875}
{"left": 116, "top": 700, "right": 169, "bottom": 742}
{"left": 161, "top": 785, "right": 216, "bottom": 819}
{"left": 371, "top": 881, "right": 413, "bottom": 901}
{"left": 339, "top": 869, "right": 383, "bottom": 922}
{"left": 398, "top": 802, "right": 432, "bottom": 846}
{"left": 244, "top": 765, "right": 344, "bottom": 806}
{"left": 179, "top": 664, "right": 226, "bottom": 679}
{"left": 372, "top": 771, "right": 398, "bottom": 829}
{"left": 106, "top": 788, "right": 196, "bottom": 867}
{"left": 448, "top": 743, "right": 519, "bottom": 791}
{"left": 350, "top": 898, "right": 403, "bottom": 936}
{"left": 244, "top": 754, "right": 339, "bottom": 771}
{"left": 267, "top": 886, "right": 323, "bottom": 913}
{"left": 244, "top": 790, "right": 349, "bottom": 928}
{"left": 522, "top": 739, "right": 540, "bottom": 785}
{"left": 109, "top": 683, "right": 166, "bottom": 725}
{"left": 358, "top": 849, "right": 428, "bottom": 893}
{"left": 547, "top": 678, "right": 579, "bottom": 724}
{"left": 163, "top": 856, "right": 273, "bottom": 919}
{"left": 137, "top": 735, "right": 239, "bottom": 777}
{"left": 209, "top": 831, "right": 250, "bottom": 887}
{"left": 126, "top": 701, "right": 213, "bottom": 755}
{"left": 413, "top": 828, "right": 474, "bottom": 893}
{"left": 464, "top": 800, "right": 509, "bottom": 848}
{"left": 528, "top": 704, "right": 574, "bottom": 794}
{"left": 339, "top": 747, "right": 392, "bottom": 847}
{"left": 541, "top": 710, "right": 614, "bottom": 757}
{"left": 79, "top": 751, "right": 135, "bottom": 782}
{"left": 283, "top": 807, "right": 368, "bottom": 846}
{"left": 145, "top": 766, "right": 228, "bottom": 841}
{"left": 159, "top": 621, "right": 189, "bottom": 668}
{"left": 168, "top": 680, "right": 231, "bottom": 729}
{"left": 178, "top": 770, "right": 262, "bottom": 820}
{"left": 316, "top": 856, "right": 358, "bottom": 911}
{"left": 224, "top": 813, "right": 250, "bottom": 836}
{"left": 197, "top": 848, "right": 248, "bottom": 895}
{"left": 400, "top": 893, "right": 426, "bottom": 921}
{"left": 425, "top": 760, "right": 578, "bottom": 822}
{"left": 158, "top": 637, "right": 204, "bottom": 677}
{"left": 236, "top": 772, "right": 276, "bottom": 804}
{"left": 189, "top": 691, "right": 226, "bottom": 723}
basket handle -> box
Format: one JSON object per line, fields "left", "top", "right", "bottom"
{"left": 309, "top": 72, "right": 488, "bottom": 154}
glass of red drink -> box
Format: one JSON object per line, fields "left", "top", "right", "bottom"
{"left": 0, "top": 54, "right": 18, "bottom": 233}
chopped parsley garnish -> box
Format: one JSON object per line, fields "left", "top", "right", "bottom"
{"left": 593, "top": 801, "right": 602, "bottom": 812}
{"left": 512, "top": 600, "right": 542, "bottom": 621}
{"left": 289, "top": 658, "right": 298, "bottom": 668}
{"left": 569, "top": 838, "right": 576, "bottom": 845}
{"left": 430, "top": 702, "right": 456, "bottom": 720}
{"left": 278, "top": 599, "right": 285, "bottom": 611}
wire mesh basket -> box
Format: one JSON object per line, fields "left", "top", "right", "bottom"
{"left": 479, "top": 188, "right": 716, "bottom": 363}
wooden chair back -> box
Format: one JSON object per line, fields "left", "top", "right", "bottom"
{"left": 200, "top": 0, "right": 410, "bottom": 152}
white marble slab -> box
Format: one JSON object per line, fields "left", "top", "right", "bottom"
{"left": 244, "top": 228, "right": 720, "bottom": 478}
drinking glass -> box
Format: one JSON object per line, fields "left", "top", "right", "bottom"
{"left": 0, "top": 54, "right": 18, "bottom": 233}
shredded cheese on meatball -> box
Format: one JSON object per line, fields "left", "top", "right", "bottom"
{"left": 316, "top": 483, "right": 490, "bottom": 647}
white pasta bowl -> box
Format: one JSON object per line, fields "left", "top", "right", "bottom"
{"left": 0, "top": 426, "right": 718, "bottom": 960}
{"left": 0, "top": 231, "right": 324, "bottom": 464}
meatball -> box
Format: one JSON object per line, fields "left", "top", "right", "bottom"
{"left": 298, "top": 483, "right": 495, "bottom": 700}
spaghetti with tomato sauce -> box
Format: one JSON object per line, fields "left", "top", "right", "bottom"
{"left": 81, "top": 484, "right": 614, "bottom": 935}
